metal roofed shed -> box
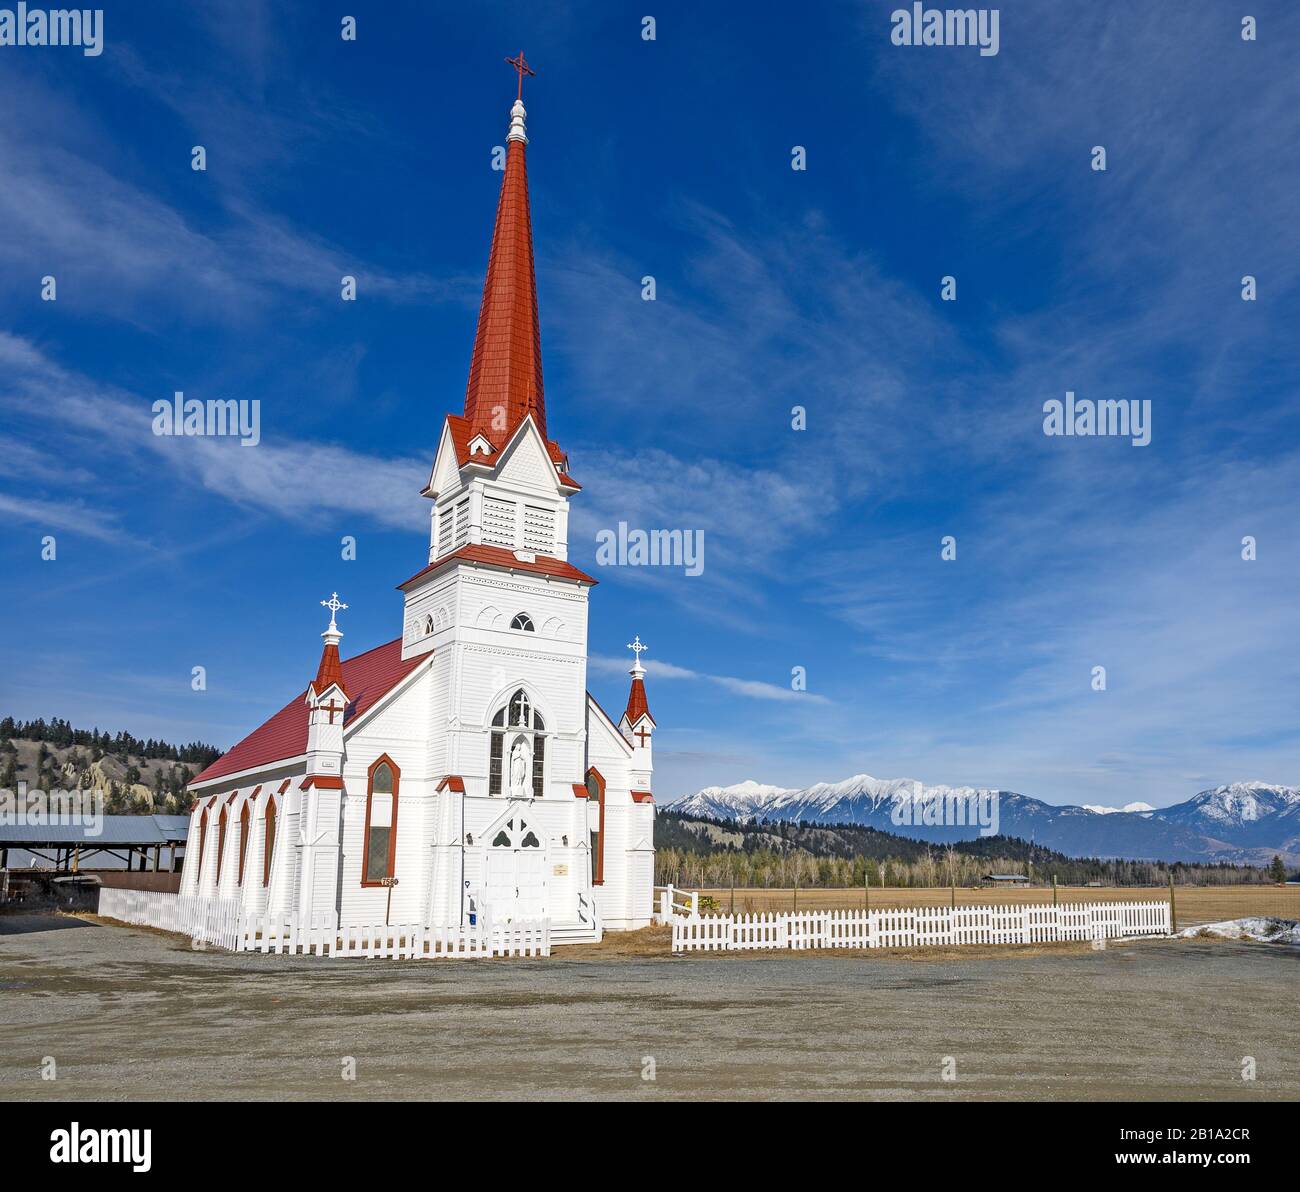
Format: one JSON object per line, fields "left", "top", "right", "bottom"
{"left": 0, "top": 814, "right": 189, "bottom": 874}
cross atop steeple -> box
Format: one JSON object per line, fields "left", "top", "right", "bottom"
{"left": 505, "top": 50, "right": 536, "bottom": 101}
{"left": 320, "top": 592, "right": 348, "bottom": 633}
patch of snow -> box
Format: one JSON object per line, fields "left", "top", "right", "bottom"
{"left": 1177, "top": 916, "right": 1300, "bottom": 945}
{"left": 1082, "top": 801, "right": 1156, "bottom": 816}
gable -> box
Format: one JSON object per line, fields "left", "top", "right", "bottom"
{"left": 495, "top": 418, "right": 563, "bottom": 495}
{"left": 587, "top": 693, "right": 633, "bottom": 758}
{"left": 425, "top": 419, "right": 468, "bottom": 501}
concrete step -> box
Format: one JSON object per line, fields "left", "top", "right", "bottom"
{"left": 549, "top": 920, "right": 601, "bottom": 946}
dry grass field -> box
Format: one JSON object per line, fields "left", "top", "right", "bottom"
{"left": 696, "top": 884, "right": 1300, "bottom": 927}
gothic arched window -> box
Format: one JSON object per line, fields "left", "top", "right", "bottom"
{"left": 510, "top": 612, "right": 535, "bottom": 632}
{"left": 196, "top": 808, "right": 209, "bottom": 882}
{"left": 262, "top": 799, "right": 277, "bottom": 887}
{"left": 586, "top": 768, "right": 606, "bottom": 886}
{"left": 362, "top": 755, "right": 400, "bottom": 885}
{"left": 216, "top": 807, "right": 228, "bottom": 884}
{"left": 238, "top": 803, "right": 251, "bottom": 885}
{"left": 489, "top": 689, "right": 546, "bottom": 798}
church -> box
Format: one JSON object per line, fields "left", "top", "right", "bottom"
{"left": 179, "top": 64, "right": 657, "bottom": 944}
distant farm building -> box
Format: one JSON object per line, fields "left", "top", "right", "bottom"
{"left": 982, "top": 873, "right": 1030, "bottom": 885}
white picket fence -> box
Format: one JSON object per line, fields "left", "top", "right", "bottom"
{"left": 98, "top": 888, "right": 550, "bottom": 959}
{"left": 672, "top": 900, "right": 1172, "bottom": 953}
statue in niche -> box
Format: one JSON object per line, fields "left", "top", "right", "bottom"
{"left": 509, "top": 737, "right": 531, "bottom": 798}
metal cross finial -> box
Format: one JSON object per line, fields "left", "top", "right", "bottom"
{"left": 321, "top": 592, "right": 348, "bottom": 630}
{"left": 505, "top": 49, "right": 536, "bottom": 101}
{"left": 627, "top": 635, "right": 648, "bottom": 666}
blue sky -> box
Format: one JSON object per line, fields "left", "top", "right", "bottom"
{"left": 2, "top": 1, "right": 1299, "bottom": 807}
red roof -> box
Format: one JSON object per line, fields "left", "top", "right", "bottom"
{"left": 631, "top": 792, "right": 654, "bottom": 804}
{"left": 191, "top": 638, "right": 432, "bottom": 786}
{"left": 624, "top": 676, "right": 654, "bottom": 726}
{"left": 463, "top": 135, "right": 547, "bottom": 445}
{"left": 398, "top": 543, "right": 596, "bottom": 591}
{"left": 436, "top": 775, "right": 466, "bottom": 793}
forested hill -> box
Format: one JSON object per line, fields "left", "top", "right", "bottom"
{"left": 0, "top": 717, "right": 221, "bottom": 813}
{"left": 656, "top": 810, "right": 1277, "bottom": 888}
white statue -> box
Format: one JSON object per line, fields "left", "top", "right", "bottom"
{"left": 509, "top": 737, "right": 530, "bottom": 797}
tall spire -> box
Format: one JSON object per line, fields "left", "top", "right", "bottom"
{"left": 462, "top": 55, "right": 546, "bottom": 443}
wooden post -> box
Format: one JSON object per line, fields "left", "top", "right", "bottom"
{"left": 730, "top": 873, "right": 735, "bottom": 915}
{"left": 864, "top": 870, "right": 869, "bottom": 913}
{"left": 1168, "top": 874, "right": 1177, "bottom": 934}
{"left": 951, "top": 877, "right": 956, "bottom": 909}
{"left": 793, "top": 875, "right": 798, "bottom": 914}
{"left": 1052, "top": 874, "right": 1058, "bottom": 906}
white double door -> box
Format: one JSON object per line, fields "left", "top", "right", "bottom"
{"left": 487, "top": 848, "right": 546, "bottom": 920}
{"left": 485, "top": 812, "right": 546, "bottom": 921}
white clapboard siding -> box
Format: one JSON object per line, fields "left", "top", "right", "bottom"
{"left": 98, "top": 889, "right": 550, "bottom": 959}
{"left": 672, "top": 900, "right": 1172, "bottom": 954}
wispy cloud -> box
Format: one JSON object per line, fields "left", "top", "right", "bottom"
{"left": 589, "top": 653, "right": 831, "bottom": 705}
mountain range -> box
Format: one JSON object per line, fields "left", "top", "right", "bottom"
{"left": 670, "top": 776, "right": 1300, "bottom": 865}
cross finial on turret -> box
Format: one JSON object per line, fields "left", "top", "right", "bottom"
{"left": 627, "top": 635, "right": 648, "bottom": 673}
{"left": 320, "top": 592, "right": 348, "bottom": 633}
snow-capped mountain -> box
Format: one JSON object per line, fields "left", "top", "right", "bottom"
{"left": 671, "top": 776, "right": 1300, "bottom": 864}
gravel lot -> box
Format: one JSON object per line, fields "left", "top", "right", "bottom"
{"left": 2, "top": 914, "right": 1297, "bottom": 1101}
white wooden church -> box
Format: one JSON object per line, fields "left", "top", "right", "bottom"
{"left": 180, "top": 70, "right": 656, "bottom": 944}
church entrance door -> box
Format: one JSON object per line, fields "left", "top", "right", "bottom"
{"left": 486, "top": 813, "right": 546, "bottom": 922}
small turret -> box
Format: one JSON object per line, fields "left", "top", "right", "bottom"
{"left": 618, "top": 635, "right": 654, "bottom": 796}
{"left": 304, "top": 592, "right": 349, "bottom": 785}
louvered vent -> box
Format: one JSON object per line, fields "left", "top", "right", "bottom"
{"left": 453, "top": 498, "right": 470, "bottom": 551}
{"left": 482, "top": 497, "right": 516, "bottom": 548}
{"left": 522, "top": 504, "right": 555, "bottom": 554}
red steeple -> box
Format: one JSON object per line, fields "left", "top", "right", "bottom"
{"left": 463, "top": 60, "right": 546, "bottom": 445}
{"left": 624, "top": 674, "right": 651, "bottom": 725}
{"left": 313, "top": 638, "right": 346, "bottom": 697}
{"left": 310, "top": 593, "right": 349, "bottom": 700}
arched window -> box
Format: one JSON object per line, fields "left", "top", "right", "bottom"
{"left": 196, "top": 808, "right": 208, "bottom": 882}
{"left": 586, "top": 768, "right": 606, "bottom": 886}
{"left": 216, "top": 807, "right": 228, "bottom": 885}
{"left": 489, "top": 690, "right": 545, "bottom": 798}
{"left": 262, "top": 799, "right": 277, "bottom": 887}
{"left": 238, "top": 803, "right": 251, "bottom": 885}
{"left": 362, "top": 755, "right": 400, "bottom": 885}
{"left": 423, "top": 613, "right": 435, "bottom": 634}
{"left": 510, "top": 612, "right": 535, "bottom": 632}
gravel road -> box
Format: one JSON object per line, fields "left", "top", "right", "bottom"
{"left": 2, "top": 914, "right": 1296, "bottom": 1101}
